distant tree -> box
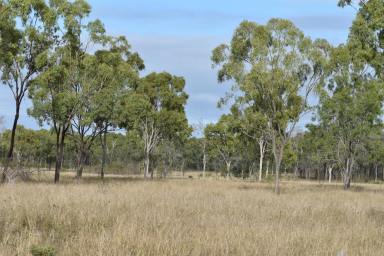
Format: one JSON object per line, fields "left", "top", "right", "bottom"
{"left": 240, "top": 108, "right": 269, "bottom": 182}
{"left": 212, "top": 19, "right": 331, "bottom": 193}
{"left": 299, "top": 124, "right": 339, "bottom": 182}
{"left": 118, "top": 72, "right": 190, "bottom": 178}
{"left": 183, "top": 137, "right": 204, "bottom": 171}
{"left": 0, "top": 126, "right": 55, "bottom": 173}
{"left": 365, "top": 130, "right": 384, "bottom": 182}
{"left": 205, "top": 112, "right": 241, "bottom": 179}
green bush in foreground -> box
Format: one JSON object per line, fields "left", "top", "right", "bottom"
{"left": 30, "top": 245, "right": 56, "bottom": 256}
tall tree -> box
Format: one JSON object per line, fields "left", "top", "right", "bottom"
{"left": 93, "top": 38, "right": 144, "bottom": 179}
{"left": 317, "top": 45, "right": 384, "bottom": 189}
{"left": 0, "top": 0, "right": 57, "bottom": 182}
{"left": 71, "top": 36, "right": 144, "bottom": 179}
{"left": 28, "top": 0, "right": 104, "bottom": 183}
{"left": 212, "top": 19, "right": 330, "bottom": 194}
{"left": 205, "top": 112, "right": 240, "bottom": 179}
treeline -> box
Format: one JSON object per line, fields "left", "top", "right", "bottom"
{"left": 1, "top": 0, "right": 384, "bottom": 194}
{"left": 207, "top": 0, "right": 384, "bottom": 193}
{"left": 0, "top": 0, "right": 190, "bottom": 182}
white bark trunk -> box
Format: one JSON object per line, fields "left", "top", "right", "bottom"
{"left": 328, "top": 166, "right": 333, "bottom": 183}
{"left": 226, "top": 161, "right": 231, "bottom": 180}
{"left": 144, "top": 154, "right": 150, "bottom": 178}
{"left": 203, "top": 151, "right": 206, "bottom": 178}
{"left": 258, "top": 139, "right": 265, "bottom": 182}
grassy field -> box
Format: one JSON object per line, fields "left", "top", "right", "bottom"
{"left": 1, "top": 174, "right": 384, "bottom": 255}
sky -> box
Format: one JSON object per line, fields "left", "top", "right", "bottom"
{"left": 0, "top": 0, "right": 356, "bottom": 131}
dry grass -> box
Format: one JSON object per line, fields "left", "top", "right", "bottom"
{"left": 1, "top": 176, "right": 384, "bottom": 255}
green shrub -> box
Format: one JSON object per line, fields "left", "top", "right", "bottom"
{"left": 30, "top": 245, "right": 56, "bottom": 256}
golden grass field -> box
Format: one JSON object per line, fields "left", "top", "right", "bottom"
{"left": 1, "top": 173, "right": 384, "bottom": 255}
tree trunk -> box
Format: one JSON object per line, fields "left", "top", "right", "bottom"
{"left": 274, "top": 157, "right": 282, "bottom": 194}
{"left": 266, "top": 160, "right": 269, "bottom": 178}
{"left": 1, "top": 101, "right": 20, "bottom": 183}
{"left": 272, "top": 134, "right": 284, "bottom": 195}
{"left": 375, "top": 164, "right": 378, "bottom": 183}
{"left": 382, "top": 167, "right": 384, "bottom": 181}
{"left": 258, "top": 140, "right": 264, "bottom": 182}
{"left": 328, "top": 166, "right": 333, "bottom": 183}
{"left": 76, "top": 148, "right": 85, "bottom": 179}
{"left": 150, "top": 164, "right": 154, "bottom": 179}
{"left": 226, "top": 161, "right": 231, "bottom": 180}
{"left": 324, "top": 164, "right": 327, "bottom": 182}
{"left": 294, "top": 162, "right": 299, "bottom": 178}
{"left": 248, "top": 163, "right": 254, "bottom": 180}
{"left": 181, "top": 160, "right": 185, "bottom": 177}
{"left": 343, "top": 158, "right": 353, "bottom": 190}
{"left": 163, "top": 160, "right": 168, "bottom": 178}
{"left": 203, "top": 150, "right": 207, "bottom": 178}
{"left": 100, "top": 130, "right": 107, "bottom": 180}
{"left": 343, "top": 175, "right": 351, "bottom": 190}
{"left": 144, "top": 153, "right": 150, "bottom": 179}
{"left": 54, "top": 127, "right": 66, "bottom": 183}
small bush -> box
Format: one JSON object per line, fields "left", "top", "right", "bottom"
{"left": 30, "top": 245, "right": 56, "bottom": 256}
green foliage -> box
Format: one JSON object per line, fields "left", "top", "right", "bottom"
{"left": 205, "top": 111, "right": 241, "bottom": 173}
{"left": 212, "top": 18, "right": 330, "bottom": 190}
{"left": 30, "top": 245, "right": 56, "bottom": 256}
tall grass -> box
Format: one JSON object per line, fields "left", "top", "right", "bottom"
{"left": 0, "top": 178, "right": 384, "bottom": 255}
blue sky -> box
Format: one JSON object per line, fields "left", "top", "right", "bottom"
{"left": 0, "top": 0, "right": 356, "bottom": 131}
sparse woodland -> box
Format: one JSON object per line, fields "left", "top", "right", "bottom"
{"left": 1, "top": 0, "right": 384, "bottom": 255}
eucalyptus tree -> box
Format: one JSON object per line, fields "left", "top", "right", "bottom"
{"left": 205, "top": 112, "right": 241, "bottom": 179}
{"left": 118, "top": 72, "right": 190, "bottom": 178}
{"left": 92, "top": 37, "right": 144, "bottom": 179}
{"left": 71, "top": 36, "right": 144, "bottom": 179}
{"left": 365, "top": 131, "right": 384, "bottom": 182}
{"left": 28, "top": 0, "right": 106, "bottom": 183}
{"left": 212, "top": 19, "right": 331, "bottom": 193}
{"left": 337, "top": 0, "right": 367, "bottom": 7}
{"left": 339, "top": 0, "right": 383, "bottom": 78}
{"left": 0, "top": 0, "right": 57, "bottom": 182}
{"left": 298, "top": 124, "right": 339, "bottom": 182}
{"left": 240, "top": 108, "right": 269, "bottom": 181}
{"left": 318, "top": 45, "right": 384, "bottom": 189}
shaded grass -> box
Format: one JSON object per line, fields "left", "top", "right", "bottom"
{"left": 1, "top": 178, "right": 384, "bottom": 255}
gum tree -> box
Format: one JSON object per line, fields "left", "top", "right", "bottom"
{"left": 118, "top": 72, "right": 190, "bottom": 178}
{"left": 317, "top": 45, "right": 384, "bottom": 189}
{"left": 28, "top": 0, "right": 105, "bottom": 183}
{"left": 212, "top": 19, "right": 330, "bottom": 194}
{"left": 205, "top": 112, "right": 240, "bottom": 179}
{"left": 240, "top": 108, "right": 269, "bottom": 182}
{"left": 0, "top": 0, "right": 57, "bottom": 182}
{"left": 71, "top": 37, "right": 144, "bottom": 179}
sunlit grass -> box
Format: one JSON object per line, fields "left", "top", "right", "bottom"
{"left": 1, "top": 175, "right": 384, "bottom": 255}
